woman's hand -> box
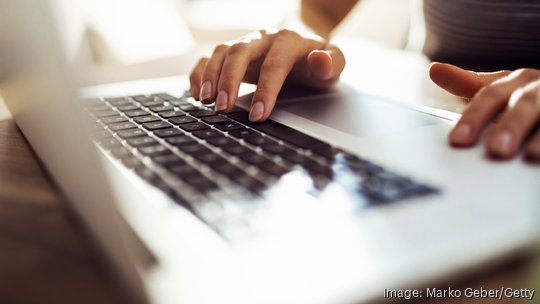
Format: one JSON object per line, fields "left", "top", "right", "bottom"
{"left": 430, "top": 63, "right": 540, "bottom": 162}
{"left": 189, "top": 28, "right": 345, "bottom": 122}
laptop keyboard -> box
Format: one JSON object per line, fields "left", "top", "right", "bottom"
{"left": 86, "top": 92, "right": 439, "bottom": 234}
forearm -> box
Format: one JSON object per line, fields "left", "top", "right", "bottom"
{"left": 300, "top": 1, "right": 335, "bottom": 38}
{"left": 301, "top": 0, "right": 359, "bottom": 38}
{"left": 281, "top": 0, "right": 358, "bottom": 40}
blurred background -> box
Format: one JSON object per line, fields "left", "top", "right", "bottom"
{"left": 50, "top": 0, "right": 417, "bottom": 83}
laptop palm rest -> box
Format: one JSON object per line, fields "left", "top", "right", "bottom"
{"left": 237, "top": 83, "right": 444, "bottom": 139}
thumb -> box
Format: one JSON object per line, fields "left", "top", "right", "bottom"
{"left": 299, "top": 46, "right": 345, "bottom": 88}
{"left": 308, "top": 50, "right": 334, "bottom": 80}
{"left": 429, "top": 62, "right": 511, "bottom": 98}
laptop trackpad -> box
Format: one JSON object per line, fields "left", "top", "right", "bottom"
{"left": 275, "top": 88, "right": 444, "bottom": 138}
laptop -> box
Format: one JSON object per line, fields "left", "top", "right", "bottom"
{"left": 1, "top": 1, "right": 539, "bottom": 303}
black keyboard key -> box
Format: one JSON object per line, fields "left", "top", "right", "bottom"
{"left": 190, "top": 109, "right": 217, "bottom": 118}
{"left": 228, "top": 107, "right": 246, "bottom": 113}
{"left": 138, "top": 145, "right": 171, "bottom": 157}
{"left": 179, "top": 104, "right": 200, "bottom": 112}
{"left": 117, "top": 104, "right": 139, "bottom": 111}
{"left": 222, "top": 144, "right": 253, "bottom": 156}
{"left": 239, "top": 152, "right": 272, "bottom": 165}
{"left": 194, "top": 152, "right": 226, "bottom": 165}
{"left": 135, "top": 168, "right": 158, "bottom": 182}
{"left": 170, "top": 163, "right": 199, "bottom": 178}
{"left": 214, "top": 121, "right": 244, "bottom": 131}
{"left": 154, "top": 128, "right": 184, "bottom": 138}
{"left": 140, "top": 100, "right": 164, "bottom": 107}
{"left": 214, "top": 163, "right": 243, "bottom": 177}
{"left": 302, "top": 158, "right": 325, "bottom": 170}
{"left": 105, "top": 97, "right": 127, "bottom": 103}
{"left": 282, "top": 153, "right": 322, "bottom": 172}
{"left": 342, "top": 153, "right": 368, "bottom": 166}
{"left": 159, "top": 110, "right": 186, "bottom": 118}
{"left": 202, "top": 115, "right": 230, "bottom": 124}
{"left": 261, "top": 143, "right": 294, "bottom": 155}
{"left": 109, "top": 122, "right": 137, "bottom": 131}
{"left": 103, "top": 97, "right": 126, "bottom": 103}
{"left": 95, "top": 110, "right": 119, "bottom": 118}
{"left": 166, "top": 135, "right": 197, "bottom": 146}
{"left": 134, "top": 115, "right": 160, "bottom": 124}
{"left": 306, "top": 165, "right": 333, "bottom": 179}
{"left": 111, "top": 147, "right": 132, "bottom": 158}
{"left": 206, "top": 136, "right": 237, "bottom": 147}
{"left": 132, "top": 96, "right": 152, "bottom": 102}
{"left": 376, "top": 171, "right": 410, "bottom": 183}
{"left": 151, "top": 178, "right": 175, "bottom": 196}
{"left": 259, "top": 163, "right": 290, "bottom": 177}
{"left": 179, "top": 122, "right": 209, "bottom": 132}
{"left": 151, "top": 93, "right": 176, "bottom": 100}
{"left": 117, "top": 128, "right": 147, "bottom": 139}
{"left": 228, "top": 112, "right": 329, "bottom": 150}
{"left": 228, "top": 128, "right": 257, "bottom": 138}
{"left": 361, "top": 176, "right": 391, "bottom": 200}
{"left": 178, "top": 144, "right": 212, "bottom": 155}
{"left": 121, "top": 156, "right": 144, "bottom": 169}
{"left": 400, "top": 184, "right": 438, "bottom": 198}
{"left": 108, "top": 99, "right": 132, "bottom": 106}
{"left": 361, "top": 172, "right": 431, "bottom": 202}
{"left": 143, "top": 121, "right": 172, "bottom": 130}
{"left": 193, "top": 129, "right": 222, "bottom": 139}
{"left": 150, "top": 105, "right": 174, "bottom": 112}
{"left": 126, "top": 136, "right": 158, "bottom": 147}
{"left": 152, "top": 154, "right": 186, "bottom": 166}
{"left": 169, "top": 99, "right": 190, "bottom": 106}
{"left": 101, "top": 116, "right": 128, "bottom": 125}
{"left": 298, "top": 156, "right": 322, "bottom": 170}
{"left": 234, "top": 174, "right": 266, "bottom": 193}
{"left": 106, "top": 98, "right": 129, "bottom": 105}
{"left": 185, "top": 175, "right": 218, "bottom": 193}
{"left": 313, "top": 147, "right": 340, "bottom": 160}
{"left": 244, "top": 135, "right": 276, "bottom": 146}
{"left": 169, "top": 116, "right": 197, "bottom": 125}
{"left": 282, "top": 153, "right": 309, "bottom": 164}
{"left": 346, "top": 160, "right": 383, "bottom": 177}
{"left": 125, "top": 110, "right": 149, "bottom": 117}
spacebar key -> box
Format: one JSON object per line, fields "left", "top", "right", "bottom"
{"left": 227, "top": 112, "right": 329, "bottom": 150}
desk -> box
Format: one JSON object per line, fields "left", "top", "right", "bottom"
{"left": 0, "top": 40, "right": 536, "bottom": 303}
{"left": 0, "top": 118, "right": 125, "bottom": 304}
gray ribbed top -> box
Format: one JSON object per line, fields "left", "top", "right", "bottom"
{"left": 423, "top": 0, "right": 540, "bottom": 71}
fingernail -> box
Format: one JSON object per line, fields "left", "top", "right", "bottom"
{"left": 451, "top": 123, "right": 472, "bottom": 144}
{"left": 249, "top": 101, "right": 264, "bottom": 122}
{"left": 199, "top": 81, "right": 212, "bottom": 101}
{"left": 491, "top": 131, "right": 513, "bottom": 156}
{"left": 190, "top": 86, "right": 199, "bottom": 99}
{"left": 215, "top": 91, "right": 228, "bottom": 112}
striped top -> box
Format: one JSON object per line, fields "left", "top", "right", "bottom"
{"left": 423, "top": 0, "right": 540, "bottom": 71}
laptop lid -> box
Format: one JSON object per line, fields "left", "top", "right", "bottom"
{"left": 0, "top": 1, "right": 151, "bottom": 302}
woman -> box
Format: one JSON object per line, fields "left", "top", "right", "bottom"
{"left": 189, "top": 0, "right": 540, "bottom": 162}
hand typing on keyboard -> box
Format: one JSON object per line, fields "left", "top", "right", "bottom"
{"left": 430, "top": 63, "right": 540, "bottom": 162}
{"left": 188, "top": 28, "right": 345, "bottom": 122}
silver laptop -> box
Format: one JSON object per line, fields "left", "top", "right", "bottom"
{"left": 1, "top": 1, "right": 539, "bottom": 303}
